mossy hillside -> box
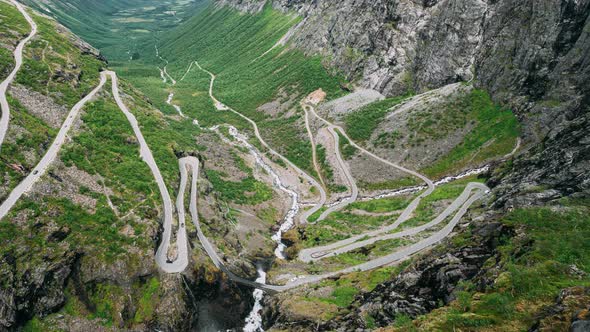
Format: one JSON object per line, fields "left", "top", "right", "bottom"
{"left": 0, "top": 1, "right": 29, "bottom": 37}
{"left": 344, "top": 94, "right": 411, "bottom": 143}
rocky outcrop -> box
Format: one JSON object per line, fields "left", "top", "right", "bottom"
{"left": 334, "top": 221, "right": 512, "bottom": 331}
{"left": 491, "top": 112, "right": 590, "bottom": 209}
{"left": 530, "top": 286, "right": 590, "bottom": 332}
{"left": 216, "top": 0, "right": 589, "bottom": 136}
{"left": 475, "top": 0, "right": 590, "bottom": 139}
{"left": 0, "top": 249, "right": 78, "bottom": 328}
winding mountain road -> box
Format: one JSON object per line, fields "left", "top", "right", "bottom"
{"left": 193, "top": 61, "right": 327, "bottom": 224}
{"left": 303, "top": 103, "right": 327, "bottom": 189}
{"left": 0, "top": 6, "right": 495, "bottom": 292}
{"left": 0, "top": 73, "right": 106, "bottom": 221}
{"left": 295, "top": 103, "right": 439, "bottom": 261}
{"left": 0, "top": 3, "right": 496, "bottom": 296}
{"left": 0, "top": 0, "right": 37, "bottom": 152}
{"left": 188, "top": 62, "right": 490, "bottom": 291}
{"left": 108, "top": 71, "right": 188, "bottom": 273}
{"left": 314, "top": 126, "right": 359, "bottom": 221}
{"left": 0, "top": 69, "right": 190, "bottom": 273}
{"left": 300, "top": 182, "right": 487, "bottom": 262}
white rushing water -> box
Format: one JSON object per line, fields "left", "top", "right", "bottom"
{"left": 361, "top": 165, "right": 491, "bottom": 201}
{"left": 165, "top": 92, "right": 184, "bottom": 117}
{"left": 243, "top": 268, "right": 267, "bottom": 332}
{"left": 226, "top": 126, "right": 300, "bottom": 259}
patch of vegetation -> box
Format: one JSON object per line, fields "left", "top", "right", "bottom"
{"left": 337, "top": 131, "right": 358, "bottom": 160}
{"left": 358, "top": 176, "right": 421, "bottom": 191}
{"left": 0, "top": 47, "right": 14, "bottom": 81}
{"left": 344, "top": 95, "right": 410, "bottom": 142}
{"left": 22, "top": 0, "right": 207, "bottom": 61}
{"left": 0, "top": 1, "right": 30, "bottom": 42}
{"left": 317, "top": 144, "right": 333, "bottom": 181}
{"left": 421, "top": 89, "right": 520, "bottom": 178}
{"left": 346, "top": 195, "right": 414, "bottom": 213}
{"left": 88, "top": 283, "right": 122, "bottom": 326}
{"left": 205, "top": 169, "right": 273, "bottom": 205}
{"left": 16, "top": 12, "right": 104, "bottom": 108}
{"left": 303, "top": 263, "right": 410, "bottom": 315}
{"left": 396, "top": 176, "right": 485, "bottom": 231}
{"left": 257, "top": 206, "right": 279, "bottom": 225}
{"left": 261, "top": 115, "right": 315, "bottom": 176}
{"left": 375, "top": 130, "right": 402, "bottom": 149}
{"left": 302, "top": 211, "right": 392, "bottom": 247}
{"left": 323, "top": 237, "right": 413, "bottom": 267}
{"left": 307, "top": 206, "right": 327, "bottom": 223}
{"left": 134, "top": 277, "right": 160, "bottom": 323}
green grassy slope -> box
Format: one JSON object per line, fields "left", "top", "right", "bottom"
{"left": 421, "top": 89, "right": 520, "bottom": 177}
{"left": 152, "top": 5, "right": 344, "bottom": 118}
{"left": 114, "top": 4, "right": 346, "bottom": 176}
{"left": 0, "top": 0, "right": 29, "bottom": 79}
{"left": 22, "top": 0, "right": 209, "bottom": 60}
